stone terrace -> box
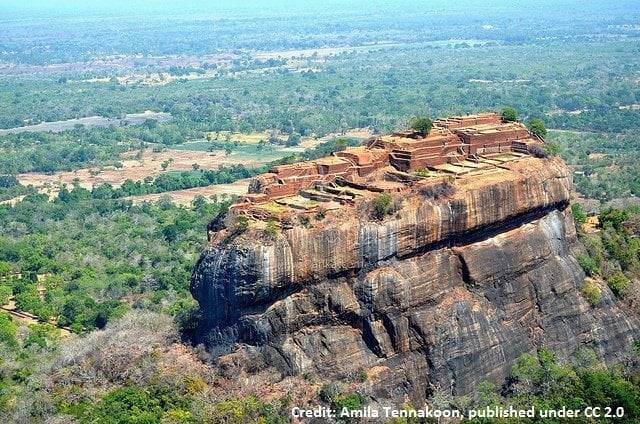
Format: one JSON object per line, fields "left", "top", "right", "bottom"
{"left": 230, "top": 112, "right": 544, "bottom": 221}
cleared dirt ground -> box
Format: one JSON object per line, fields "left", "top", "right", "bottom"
{"left": 126, "top": 179, "right": 250, "bottom": 206}
{"left": 207, "top": 130, "right": 286, "bottom": 144}
{"left": 207, "top": 128, "right": 373, "bottom": 147}
{"left": 13, "top": 128, "right": 371, "bottom": 204}
{"left": 17, "top": 148, "right": 263, "bottom": 195}
{"left": 0, "top": 195, "right": 26, "bottom": 206}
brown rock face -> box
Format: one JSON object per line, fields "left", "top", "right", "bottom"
{"left": 190, "top": 157, "right": 640, "bottom": 402}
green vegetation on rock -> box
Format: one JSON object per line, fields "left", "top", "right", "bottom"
{"left": 527, "top": 118, "right": 548, "bottom": 139}
{"left": 582, "top": 279, "right": 602, "bottom": 306}
{"left": 501, "top": 107, "right": 518, "bottom": 122}
{"left": 410, "top": 116, "right": 433, "bottom": 136}
{"left": 372, "top": 193, "right": 394, "bottom": 220}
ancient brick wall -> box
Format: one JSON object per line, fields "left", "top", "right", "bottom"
{"left": 239, "top": 114, "right": 538, "bottom": 206}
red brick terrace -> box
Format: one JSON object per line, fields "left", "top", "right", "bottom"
{"left": 231, "top": 112, "right": 543, "bottom": 217}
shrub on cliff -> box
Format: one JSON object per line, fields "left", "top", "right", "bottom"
{"left": 571, "top": 203, "right": 588, "bottom": 226}
{"left": 607, "top": 271, "right": 631, "bottom": 297}
{"left": 233, "top": 215, "right": 249, "bottom": 233}
{"left": 371, "top": 193, "right": 395, "bottom": 220}
{"left": 264, "top": 219, "right": 279, "bottom": 239}
{"left": 528, "top": 144, "right": 550, "bottom": 158}
{"left": 298, "top": 214, "right": 311, "bottom": 228}
{"left": 577, "top": 254, "right": 600, "bottom": 277}
{"left": 528, "top": 118, "right": 548, "bottom": 138}
{"left": 582, "top": 279, "right": 601, "bottom": 306}
{"left": 333, "top": 392, "right": 366, "bottom": 414}
{"left": 410, "top": 116, "right": 433, "bottom": 136}
{"left": 319, "top": 383, "right": 366, "bottom": 416}
{"left": 501, "top": 107, "right": 518, "bottom": 122}
{"left": 414, "top": 167, "right": 430, "bottom": 177}
{"left": 319, "top": 383, "right": 341, "bottom": 404}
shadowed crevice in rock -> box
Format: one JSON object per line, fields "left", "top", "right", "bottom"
{"left": 190, "top": 159, "right": 640, "bottom": 403}
{"left": 454, "top": 248, "right": 473, "bottom": 288}
{"left": 398, "top": 200, "right": 569, "bottom": 262}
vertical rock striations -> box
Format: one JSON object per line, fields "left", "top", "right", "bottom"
{"left": 190, "top": 157, "right": 640, "bottom": 402}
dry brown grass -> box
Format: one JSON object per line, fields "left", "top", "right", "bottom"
{"left": 40, "top": 311, "right": 320, "bottom": 423}
{"left": 14, "top": 126, "right": 373, "bottom": 204}
{"left": 126, "top": 179, "right": 250, "bottom": 206}
{"left": 206, "top": 131, "right": 284, "bottom": 144}
{"left": 0, "top": 195, "right": 26, "bottom": 206}
{"left": 17, "top": 149, "right": 261, "bottom": 196}
{"left": 583, "top": 215, "right": 600, "bottom": 233}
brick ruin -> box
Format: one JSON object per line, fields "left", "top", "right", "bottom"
{"left": 230, "top": 112, "right": 544, "bottom": 221}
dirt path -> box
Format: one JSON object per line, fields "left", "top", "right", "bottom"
{"left": 1, "top": 300, "right": 72, "bottom": 337}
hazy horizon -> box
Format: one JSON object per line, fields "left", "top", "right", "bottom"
{"left": 2, "top": 0, "right": 639, "bottom": 19}
{"left": 2, "top": 0, "right": 639, "bottom": 67}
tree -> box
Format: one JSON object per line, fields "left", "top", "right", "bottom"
{"left": 600, "top": 208, "right": 628, "bottom": 231}
{"left": 528, "top": 119, "right": 548, "bottom": 138}
{"left": 268, "top": 130, "right": 280, "bottom": 144}
{"left": 501, "top": 107, "right": 518, "bottom": 122}
{"left": 142, "top": 119, "right": 157, "bottom": 129}
{"left": 160, "top": 158, "right": 173, "bottom": 171}
{"left": 0, "top": 175, "right": 18, "bottom": 188}
{"left": 90, "top": 386, "right": 164, "bottom": 423}
{"left": 0, "top": 261, "right": 12, "bottom": 276}
{"left": 0, "top": 312, "right": 17, "bottom": 347}
{"left": 191, "top": 195, "right": 206, "bottom": 210}
{"left": 286, "top": 132, "right": 301, "bottom": 147}
{"left": 410, "top": 116, "right": 433, "bottom": 136}
{"left": 0, "top": 285, "right": 12, "bottom": 306}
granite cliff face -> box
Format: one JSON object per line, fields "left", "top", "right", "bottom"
{"left": 191, "top": 156, "right": 640, "bottom": 402}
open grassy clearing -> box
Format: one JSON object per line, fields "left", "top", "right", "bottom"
{"left": 125, "top": 179, "right": 250, "bottom": 205}
{"left": 205, "top": 128, "right": 373, "bottom": 145}
{"left": 206, "top": 130, "right": 285, "bottom": 144}
{"left": 16, "top": 148, "right": 263, "bottom": 195}
{"left": 7, "top": 128, "right": 374, "bottom": 202}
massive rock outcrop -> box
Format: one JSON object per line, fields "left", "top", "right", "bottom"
{"left": 190, "top": 156, "right": 640, "bottom": 403}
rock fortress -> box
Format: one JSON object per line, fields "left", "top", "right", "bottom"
{"left": 190, "top": 112, "right": 640, "bottom": 404}
{"left": 229, "top": 112, "right": 543, "bottom": 221}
